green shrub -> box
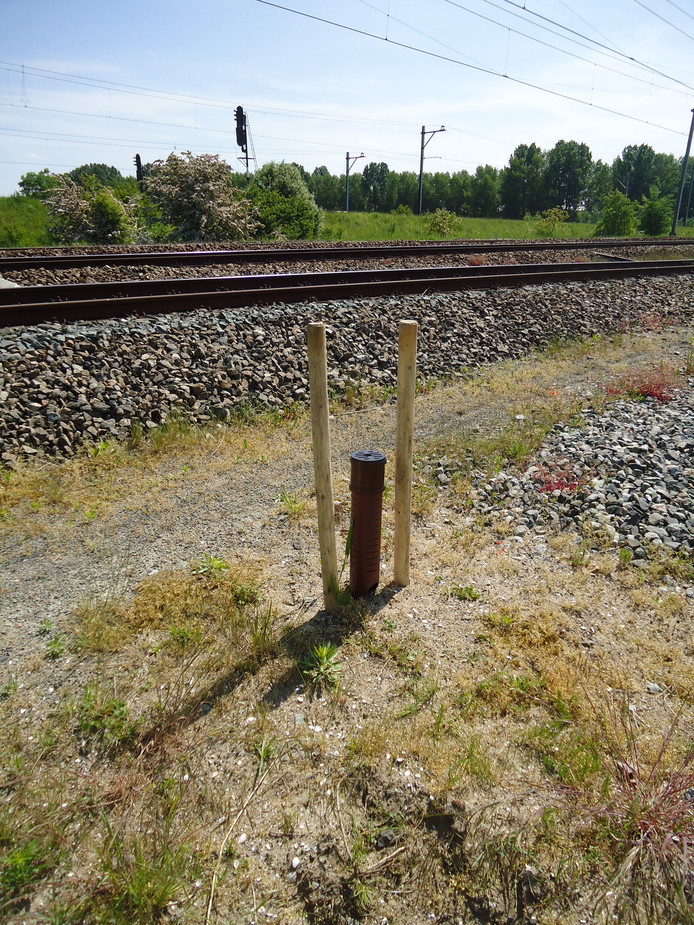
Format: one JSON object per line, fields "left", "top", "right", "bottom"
{"left": 425, "top": 208, "right": 456, "bottom": 237}
{"left": 250, "top": 162, "right": 321, "bottom": 239}
{"left": 536, "top": 207, "right": 568, "bottom": 237}
{"left": 595, "top": 190, "right": 636, "bottom": 237}
{"left": 638, "top": 195, "right": 673, "bottom": 236}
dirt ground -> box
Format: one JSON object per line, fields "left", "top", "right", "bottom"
{"left": 1, "top": 323, "right": 694, "bottom": 924}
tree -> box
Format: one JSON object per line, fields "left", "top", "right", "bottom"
{"left": 449, "top": 171, "right": 471, "bottom": 214}
{"left": 585, "top": 159, "right": 613, "bottom": 216}
{"left": 594, "top": 190, "right": 636, "bottom": 237}
{"left": 544, "top": 140, "right": 593, "bottom": 216}
{"left": 308, "top": 166, "right": 342, "bottom": 211}
{"left": 250, "top": 161, "right": 321, "bottom": 238}
{"left": 500, "top": 143, "right": 546, "bottom": 219}
{"left": 68, "top": 163, "right": 125, "bottom": 189}
{"left": 361, "top": 162, "right": 389, "bottom": 212}
{"left": 611, "top": 144, "right": 660, "bottom": 203}
{"left": 18, "top": 169, "right": 60, "bottom": 199}
{"left": 469, "top": 165, "right": 500, "bottom": 217}
{"left": 145, "top": 151, "right": 259, "bottom": 242}
{"left": 394, "top": 172, "right": 419, "bottom": 213}
{"left": 652, "top": 152, "right": 680, "bottom": 201}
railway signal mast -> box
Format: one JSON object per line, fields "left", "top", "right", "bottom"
{"left": 235, "top": 106, "right": 256, "bottom": 180}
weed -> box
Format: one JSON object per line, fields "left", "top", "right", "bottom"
{"left": 38, "top": 618, "right": 52, "bottom": 636}
{"left": 77, "top": 684, "right": 138, "bottom": 750}
{"left": 301, "top": 642, "right": 342, "bottom": 690}
{"left": 0, "top": 837, "right": 53, "bottom": 911}
{"left": 192, "top": 553, "right": 230, "bottom": 577}
{"left": 554, "top": 692, "right": 694, "bottom": 922}
{"left": 95, "top": 813, "right": 190, "bottom": 922}
{"left": 275, "top": 489, "right": 307, "bottom": 517}
{"left": 605, "top": 364, "right": 680, "bottom": 403}
{"left": 533, "top": 460, "right": 585, "bottom": 493}
{"left": 619, "top": 546, "right": 634, "bottom": 569}
{"left": 167, "top": 623, "right": 201, "bottom": 649}
{"left": 397, "top": 677, "right": 439, "bottom": 718}
{"left": 448, "top": 583, "right": 481, "bottom": 601}
{"left": 254, "top": 734, "right": 275, "bottom": 784}
{"left": 45, "top": 634, "right": 65, "bottom": 660}
{"left": 249, "top": 605, "right": 278, "bottom": 662}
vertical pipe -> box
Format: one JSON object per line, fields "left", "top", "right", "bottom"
{"left": 393, "top": 320, "right": 418, "bottom": 586}
{"left": 350, "top": 451, "right": 386, "bottom": 598}
{"left": 306, "top": 322, "right": 339, "bottom": 612}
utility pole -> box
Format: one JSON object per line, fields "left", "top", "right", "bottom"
{"left": 671, "top": 108, "right": 694, "bottom": 236}
{"left": 345, "top": 152, "right": 365, "bottom": 212}
{"left": 418, "top": 125, "right": 446, "bottom": 214}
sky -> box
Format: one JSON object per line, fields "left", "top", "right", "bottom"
{"left": 1, "top": 0, "right": 694, "bottom": 197}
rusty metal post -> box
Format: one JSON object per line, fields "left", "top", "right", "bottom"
{"left": 349, "top": 450, "right": 386, "bottom": 598}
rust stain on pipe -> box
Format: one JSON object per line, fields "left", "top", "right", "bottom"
{"left": 350, "top": 450, "right": 386, "bottom": 598}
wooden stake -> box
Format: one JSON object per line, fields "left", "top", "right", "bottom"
{"left": 306, "top": 322, "right": 339, "bottom": 612}
{"left": 393, "top": 320, "right": 418, "bottom": 586}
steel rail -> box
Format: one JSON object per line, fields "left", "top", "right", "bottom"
{"left": 2, "top": 260, "right": 693, "bottom": 329}
{"left": 0, "top": 237, "right": 692, "bottom": 272}
{"left": 1, "top": 259, "right": 693, "bottom": 309}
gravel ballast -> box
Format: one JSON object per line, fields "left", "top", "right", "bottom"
{"left": 458, "top": 384, "right": 694, "bottom": 561}
{"left": 1, "top": 273, "right": 693, "bottom": 461}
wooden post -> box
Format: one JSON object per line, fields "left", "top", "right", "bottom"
{"left": 393, "top": 320, "right": 418, "bottom": 586}
{"left": 306, "top": 322, "right": 339, "bottom": 612}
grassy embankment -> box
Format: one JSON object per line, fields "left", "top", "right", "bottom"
{"left": 0, "top": 196, "right": 50, "bottom": 247}
{"left": 4, "top": 193, "right": 694, "bottom": 245}
{"left": 320, "top": 210, "right": 599, "bottom": 241}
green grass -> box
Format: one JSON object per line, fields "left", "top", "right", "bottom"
{"left": 0, "top": 195, "right": 50, "bottom": 246}
{"left": 320, "top": 210, "right": 598, "bottom": 242}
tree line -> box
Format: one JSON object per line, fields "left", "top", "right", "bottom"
{"left": 14, "top": 138, "right": 694, "bottom": 244}
{"left": 300, "top": 140, "right": 690, "bottom": 228}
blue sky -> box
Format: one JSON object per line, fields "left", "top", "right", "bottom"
{"left": 1, "top": 0, "right": 694, "bottom": 196}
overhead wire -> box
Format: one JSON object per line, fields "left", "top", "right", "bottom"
{"left": 663, "top": 0, "right": 694, "bottom": 24}
{"left": 444, "top": 0, "right": 694, "bottom": 98}
{"left": 255, "top": 0, "right": 690, "bottom": 137}
{"left": 495, "top": 0, "right": 694, "bottom": 90}
{"left": 630, "top": 0, "right": 694, "bottom": 43}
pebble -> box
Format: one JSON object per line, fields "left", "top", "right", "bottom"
{"left": 1, "top": 273, "right": 693, "bottom": 459}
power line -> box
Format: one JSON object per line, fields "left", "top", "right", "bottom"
{"left": 255, "top": 0, "right": 690, "bottom": 138}
{"left": 0, "top": 102, "right": 239, "bottom": 138}
{"left": 663, "top": 0, "right": 694, "bottom": 24}
{"left": 496, "top": 0, "right": 694, "bottom": 90}
{"left": 555, "top": 0, "right": 625, "bottom": 54}
{"left": 354, "top": 0, "right": 488, "bottom": 68}
{"left": 0, "top": 61, "right": 422, "bottom": 130}
{"left": 630, "top": 0, "right": 694, "bottom": 43}
{"left": 444, "top": 0, "right": 694, "bottom": 98}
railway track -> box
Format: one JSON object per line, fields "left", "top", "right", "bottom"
{"left": 1, "top": 258, "right": 694, "bottom": 328}
{"left": 1, "top": 236, "right": 692, "bottom": 273}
